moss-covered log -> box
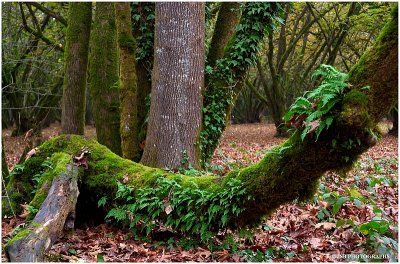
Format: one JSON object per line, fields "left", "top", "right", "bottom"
{"left": 3, "top": 4, "right": 397, "bottom": 248}
{"left": 5, "top": 164, "right": 80, "bottom": 262}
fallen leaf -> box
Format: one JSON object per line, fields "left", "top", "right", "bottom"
{"left": 316, "top": 222, "right": 336, "bottom": 230}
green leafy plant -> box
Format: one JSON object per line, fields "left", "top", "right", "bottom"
{"left": 104, "top": 177, "right": 251, "bottom": 243}
{"left": 284, "top": 64, "right": 352, "bottom": 141}
{"left": 8, "top": 164, "right": 25, "bottom": 178}
{"left": 31, "top": 160, "right": 53, "bottom": 193}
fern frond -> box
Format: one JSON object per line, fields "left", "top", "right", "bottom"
{"left": 306, "top": 111, "right": 324, "bottom": 123}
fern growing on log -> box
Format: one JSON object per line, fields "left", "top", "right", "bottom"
{"left": 284, "top": 64, "right": 358, "bottom": 141}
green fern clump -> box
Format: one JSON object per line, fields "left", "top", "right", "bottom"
{"left": 103, "top": 177, "right": 251, "bottom": 242}
{"left": 284, "top": 64, "right": 351, "bottom": 141}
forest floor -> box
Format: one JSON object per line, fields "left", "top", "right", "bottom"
{"left": 2, "top": 122, "right": 398, "bottom": 262}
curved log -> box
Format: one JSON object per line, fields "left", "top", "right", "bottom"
{"left": 5, "top": 164, "right": 80, "bottom": 262}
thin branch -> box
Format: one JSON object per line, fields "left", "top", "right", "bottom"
{"left": 27, "top": 2, "right": 68, "bottom": 26}
{"left": 19, "top": 3, "right": 64, "bottom": 53}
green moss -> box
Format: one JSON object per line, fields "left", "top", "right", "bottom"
{"left": 298, "top": 179, "right": 320, "bottom": 202}
{"left": 5, "top": 228, "right": 31, "bottom": 249}
{"left": 89, "top": 2, "right": 121, "bottom": 155}
{"left": 118, "top": 33, "right": 136, "bottom": 51}
{"left": 343, "top": 90, "right": 368, "bottom": 106}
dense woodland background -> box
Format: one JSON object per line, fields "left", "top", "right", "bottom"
{"left": 1, "top": 2, "right": 398, "bottom": 262}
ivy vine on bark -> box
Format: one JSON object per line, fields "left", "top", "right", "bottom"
{"left": 200, "top": 3, "right": 284, "bottom": 164}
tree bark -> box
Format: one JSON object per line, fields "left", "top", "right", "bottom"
{"left": 206, "top": 2, "right": 241, "bottom": 68}
{"left": 131, "top": 3, "right": 155, "bottom": 148}
{"left": 389, "top": 106, "right": 398, "bottom": 136}
{"left": 5, "top": 164, "right": 80, "bottom": 262}
{"left": 201, "top": 3, "right": 281, "bottom": 163}
{"left": 61, "top": 2, "right": 92, "bottom": 135}
{"left": 2, "top": 140, "right": 9, "bottom": 184}
{"left": 89, "top": 2, "right": 121, "bottom": 155}
{"left": 141, "top": 2, "right": 204, "bottom": 170}
{"left": 115, "top": 3, "right": 140, "bottom": 161}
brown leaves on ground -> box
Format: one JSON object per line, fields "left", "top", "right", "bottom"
{"left": 1, "top": 122, "right": 398, "bottom": 262}
{"left": 2, "top": 122, "right": 96, "bottom": 171}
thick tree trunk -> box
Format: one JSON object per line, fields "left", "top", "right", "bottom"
{"left": 141, "top": 2, "right": 204, "bottom": 170}
{"left": 115, "top": 3, "right": 140, "bottom": 161}
{"left": 5, "top": 164, "right": 80, "bottom": 262}
{"left": 89, "top": 2, "right": 121, "bottom": 155}
{"left": 61, "top": 3, "right": 92, "bottom": 135}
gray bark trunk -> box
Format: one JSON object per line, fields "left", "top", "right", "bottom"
{"left": 141, "top": 2, "right": 204, "bottom": 170}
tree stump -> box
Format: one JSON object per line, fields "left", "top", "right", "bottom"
{"left": 6, "top": 164, "right": 80, "bottom": 262}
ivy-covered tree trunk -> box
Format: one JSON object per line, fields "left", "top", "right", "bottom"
{"left": 4, "top": 4, "right": 397, "bottom": 256}
{"left": 131, "top": 3, "right": 155, "bottom": 150}
{"left": 61, "top": 2, "right": 92, "bottom": 135}
{"left": 201, "top": 3, "right": 282, "bottom": 163}
{"left": 115, "top": 3, "right": 140, "bottom": 161}
{"left": 141, "top": 2, "right": 204, "bottom": 170}
{"left": 206, "top": 2, "right": 241, "bottom": 68}
{"left": 89, "top": 2, "right": 121, "bottom": 155}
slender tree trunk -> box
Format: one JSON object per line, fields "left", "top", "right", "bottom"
{"left": 201, "top": 3, "right": 281, "bottom": 163}
{"left": 131, "top": 3, "right": 155, "bottom": 149}
{"left": 141, "top": 2, "right": 204, "bottom": 170}
{"left": 389, "top": 106, "right": 398, "bottom": 136}
{"left": 326, "top": 3, "right": 362, "bottom": 65}
{"left": 61, "top": 3, "right": 92, "bottom": 135}
{"left": 2, "top": 140, "right": 9, "bottom": 185}
{"left": 206, "top": 2, "right": 241, "bottom": 68}
{"left": 115, "top": 3, "right": 140, "bottom": 161}
{"left": 89, "top": 2, "right": 121, "bottom": 155}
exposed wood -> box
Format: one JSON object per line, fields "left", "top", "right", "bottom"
{"left": 6, "top": 164, "right": 80, "bottom": 262}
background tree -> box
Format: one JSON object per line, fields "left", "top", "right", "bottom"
{"left": 115, "top": 3, "right": 140, "bottom": 161}
{"left": 238, "top": 3, "right": 391, "bottom": 136}
{"left": 89, "top": 2, "right": 121, "bottom": 155}
{"left": 2, "top": 2, "right": 67, "bottom": 135}
{"left": 61, "top": 2, "right": 92, "bottom": 135}
{"left": 141, "top": 2, "right": 205, "bottom": 170}
{"left": 130, "top": 3, "right": 155, "bottom": 149}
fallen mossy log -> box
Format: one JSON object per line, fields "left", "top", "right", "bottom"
{"left": 5, "top": 164, "right": 80, "bottom": 262}
{"left": 3, "top": 4, "right": 397, "bottom": 258}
